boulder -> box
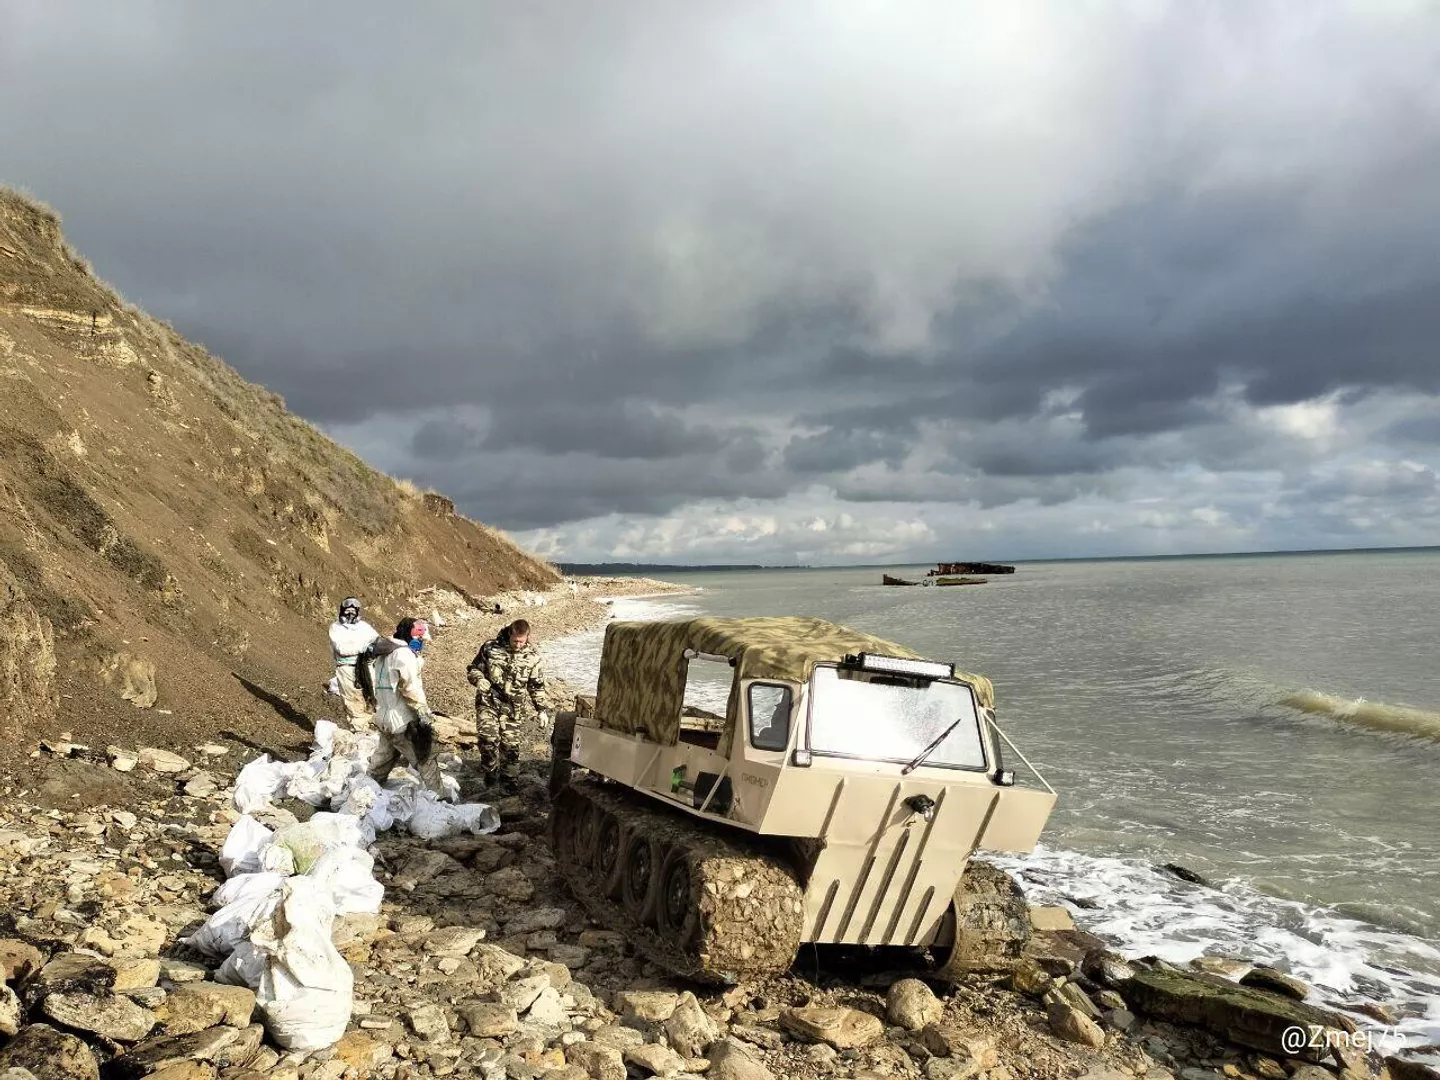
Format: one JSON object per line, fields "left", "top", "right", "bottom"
{"left": 708, "top": 1039, "right": 776, "bottom": 1080}
{"left": 0, "top": 1024, "right": 100, "bottom": 1080}
{"left": 1029, "top": 906, "right": 1077, "bottom": 931}
{"left": 918, "top": 1024, "right": 997, "bottom": 1067}
{"left": 780, "top": 1006, "right": 884, "bottom": 1049}
{"left": 664, "top": 992, "right": 718, "bottom": 1057}
{"left": 0, "top": 985, "right": 20, "bottom": 1037}
{"left": 40, "top": 990, "right": 156, "bottom": 1042}
{"left": 498, "top": 974, "right": 550, "bottom": 1012}
{"left": 1081, "top": 949, "right": 1137, "bottom": 988}
{"left": 333, "top": 1030, "right": 392, "bottom": 1072}
{"left": 138, "top": 747, "right": 189, "bottom": 773}
{"left": 1045, "top": 994, "right": 1106, "bottom": 1049}
{"left": 1385, "top": 1057, "right": 1440, "bottom": 1080}
{"left": 1009, "top": 957, "right": 1054, "bottom": 997}
{"left": 457, "top": 1001, "right": 518, "bottom": 1037}
{"left": 108, "top": 957, "right": 161, "bottom": 991}
{"left": 407, "top": 1002, "right": 450, "bottom": 1043}
{"left": 417, "top": 925, "right": 486, "bottom": 958}
{"left": 614, "top": 989, "right": 681, "bottom": 1023}
{"left": 1238, "top": 966, "right": 1310, "bottom": 1001}
{"left": 625, "top": 1042, "right": 689, "bottom": 1076}
{"left": 155, "top": 984, "right": 255, "bottom": 1032}
{"left": 567, "top": 1041, "right": 627, "bottom": 1080}
{"left": 1121, "top": 966, "right": 1350, "bottom": 1062}
{"left": 110, "top": 1027, "right": 243, "bottom": 1079}
{"left": 886, "top": 978, "right": 943, "bottom": 1030}
{"left": 0, "top": 940, "right": 45, "bottom": 984}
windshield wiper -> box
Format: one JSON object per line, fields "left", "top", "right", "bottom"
{"left": 901, "top": 714, "right": 967, "bottom": 775}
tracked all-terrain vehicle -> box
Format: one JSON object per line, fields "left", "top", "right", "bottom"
{"left": 548, "top": 617, "right": 1056, "bottom": 983}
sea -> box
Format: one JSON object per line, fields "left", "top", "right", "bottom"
{"left": 542, "top": 549, "right": 1440, "bottom": 1055}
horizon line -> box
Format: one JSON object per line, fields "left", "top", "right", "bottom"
{"left": 557, "top": 541, "right": 1440, "bottom": 571}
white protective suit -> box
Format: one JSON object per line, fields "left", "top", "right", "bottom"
{"left": 328, "top": 618, "right": 379, "bottom": 726}
{"left": 366, "top": 639, "right": 444, "bottom": 795}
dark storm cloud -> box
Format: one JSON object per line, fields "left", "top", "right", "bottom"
{"left": 4, "top": 1, "right": 1440, "bottom": 557}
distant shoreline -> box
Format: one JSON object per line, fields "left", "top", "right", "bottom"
{"left": 560, "top": 543, "right": 1439, "bottom": 574}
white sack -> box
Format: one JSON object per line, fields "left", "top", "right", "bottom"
{"left": 248, "top": 877, "right": 353, "bottom": 1051}
{"left": 306, "top": 846, "right": 383, "bottom": 916}
{"left": 212, "top": 871, "right": 286, "bottom": 910}
{"left": 183, "top": 888, "right": 283, "bottom": 959}
{"left": 406, "top": 791, "right": 501, "bottom": 840}
{"left": 219, "top": 815, "right": 275, "bottom": 877}
{"left": 233, "top": 754, "right": 305, "bottom": 814}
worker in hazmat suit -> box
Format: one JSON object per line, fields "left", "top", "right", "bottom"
{"left": 328, "top": 597, "right": 379, "bottom": 728}
{"left": 364, "top": 617, "right": 447, "bottom": 797}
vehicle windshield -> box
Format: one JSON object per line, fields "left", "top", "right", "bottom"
{"left": 807, "top": 664, "right": 986, "bottom": 769}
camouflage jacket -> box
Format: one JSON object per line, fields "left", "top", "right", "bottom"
{"left": 467, "top": 635, "right": 549, "bottom": 713}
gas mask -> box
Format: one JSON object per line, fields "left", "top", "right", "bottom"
{"left": 339, "top": 598, "right": 361, "bottom": 625}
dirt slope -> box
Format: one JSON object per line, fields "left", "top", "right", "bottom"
{"left": 0, "top": 188, "right": 557, "bottom": 759}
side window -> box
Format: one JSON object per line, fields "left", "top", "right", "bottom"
{"left": 748, "top": 683, "right": 792, "bottom": 752}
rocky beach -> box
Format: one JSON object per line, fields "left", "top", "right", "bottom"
{"left": 0, "top": 578, "right": 1431, "bottom": 1080}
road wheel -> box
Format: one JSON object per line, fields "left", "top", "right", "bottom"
{"left": 621, "top": 832, "right": 663, "bottom": 926}
{"left": 656, "top": 847, "right": 700, "bottom": 948}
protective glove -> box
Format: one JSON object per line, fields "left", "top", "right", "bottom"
{"left": 539, "top": 710, "right": 553, "bottom": 729}
{"left": 466, "top": 669, "right": 481, "bottom": 687}
{"left": 415, "top": 708, "right": 435, "bottom": 730}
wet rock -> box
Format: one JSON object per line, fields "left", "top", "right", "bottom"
{"left": 1046, "top": 993, "right": 1106, "bottom": 1049}
{"left": 1190, "top": 957, "right": 1250, "bottom": 979}
{"left": 567, "top": 1041, "right": 627, "bottom": 1080}
{"left": 1162, "top": 864, "right": 1215, "bottom": 888}
{"left": 1082, "top": 949, "right": 1138, "bottom": 989}
{"left": 0, "top": 1023, "right": 101, "bottom": 1080}
{"left": 40, "top": 990, "right": 157, "bottom": 1042}
{"left": 886, "top": 979, "right": 943, "bottom": 1031}
{"left": 614, "top": 989, "right": 680, "bottom": 1023}
{"left": 458, "top": 1001, "right": 519, "bottom": 1037}
{"left": 0, "top": 940, "right": 45, "bottom": 984}
{"left": 625, "top": 1042, "right": 689, "bottom": 1076}
{"left": 30, "top": 952, "right": 116, "bottom": 998}
{"left": 1104, "top": 1008, "right": 1135, "bottom": 1031}
{"left": 1357, "top": 1001, "right": 1398, "bottom": 1025}
{"left": 1385, "top": 1057, "right": 1440, "bottom": 1080}
{"left": 211, "top": 1023, "right": 263, "bottom": 1068}
{"left": 110, "top": 1026, "right": 242, "bottom": 1078}
{"left": 1121, "top": 967, "right": 1349, "bottom": 1062}
{"left": 1238, "top": 966, "right": 1310, "bottom": 1001}
{"left": 708, "top": 1039, "right": 776, "bottom": 1080}
{"left": 780, "top": 1006, "right": 884, "bottom": 1050}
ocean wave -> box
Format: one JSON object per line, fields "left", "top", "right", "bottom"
{"left": 991, "top": 845, "right": 1440, "bottom": 1053}
{"left": 1278, "top": 690, "right": 1440, "bottom": 742}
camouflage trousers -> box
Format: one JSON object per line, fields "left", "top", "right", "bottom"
{"left": 475, "top": 698, "right": 526, "bottom": 785}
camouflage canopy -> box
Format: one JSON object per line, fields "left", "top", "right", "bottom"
{"left": 593, "top": 616, "right": 995, "bottom": 748}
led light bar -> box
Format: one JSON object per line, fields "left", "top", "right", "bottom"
{"left": 849, "top": 653, "right": 953, "bottom": 680}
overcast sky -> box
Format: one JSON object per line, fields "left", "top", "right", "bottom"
{"left": 4, "top": 1, "right": 1439, "bottom": 564}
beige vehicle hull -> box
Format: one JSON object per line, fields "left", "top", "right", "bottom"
{"left": 550, "top": 616, "right": 1057, "bottom": 980}
{"left": 569, "top": 692, "right": 1055, "bottom": 951}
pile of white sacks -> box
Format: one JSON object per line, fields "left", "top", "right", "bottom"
{"left": 181, "top": 721, "right": 501, "bottom": 1051}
